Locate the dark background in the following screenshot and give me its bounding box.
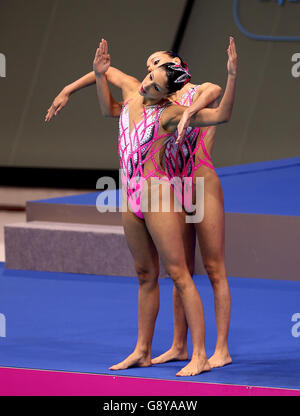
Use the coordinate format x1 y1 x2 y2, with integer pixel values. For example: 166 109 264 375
0 0 299 187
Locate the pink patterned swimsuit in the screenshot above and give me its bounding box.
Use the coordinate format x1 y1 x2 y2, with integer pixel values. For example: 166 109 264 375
118 86 214 219
164 85 214 179
163 85 215 210
118 99 171 219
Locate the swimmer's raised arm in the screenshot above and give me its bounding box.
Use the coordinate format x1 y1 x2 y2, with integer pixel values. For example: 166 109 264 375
45 38 139 121
93 39 122 117
93 38 141 117
162 37 237 132
95 39 140 101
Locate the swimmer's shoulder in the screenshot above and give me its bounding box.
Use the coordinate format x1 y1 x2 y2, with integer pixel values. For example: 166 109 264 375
187 81 222 102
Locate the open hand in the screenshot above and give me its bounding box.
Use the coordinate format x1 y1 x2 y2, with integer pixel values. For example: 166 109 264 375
227 36 237 76
93 38 111 77
45 91 70 122
176 109 191 144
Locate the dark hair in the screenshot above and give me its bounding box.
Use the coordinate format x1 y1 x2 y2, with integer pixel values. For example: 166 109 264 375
159 62 191 94
164 51 189 71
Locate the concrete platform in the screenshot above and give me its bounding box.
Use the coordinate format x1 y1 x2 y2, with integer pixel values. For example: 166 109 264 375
5 211 300 280
4 221 167 277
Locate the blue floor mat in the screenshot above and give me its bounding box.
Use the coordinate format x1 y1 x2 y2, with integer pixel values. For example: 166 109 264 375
0 263 299 390
28 157 300 216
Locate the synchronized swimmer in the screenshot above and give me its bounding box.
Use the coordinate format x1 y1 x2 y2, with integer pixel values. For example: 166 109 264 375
45 37 237 376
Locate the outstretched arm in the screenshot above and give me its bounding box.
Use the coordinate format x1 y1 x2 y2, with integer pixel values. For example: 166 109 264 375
45 72 96 122
45 38 140 121
163 37 237 132
44 68 129 121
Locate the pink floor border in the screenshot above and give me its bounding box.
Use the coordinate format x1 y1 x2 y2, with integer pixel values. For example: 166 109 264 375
0 367 299 396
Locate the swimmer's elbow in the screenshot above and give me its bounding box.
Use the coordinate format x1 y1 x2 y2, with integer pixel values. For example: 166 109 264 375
218 117 230 125
103 102 122 118
216 108 231 125
222 114 231 124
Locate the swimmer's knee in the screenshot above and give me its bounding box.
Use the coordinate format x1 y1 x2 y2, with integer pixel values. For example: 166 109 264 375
136 264 159 285
165 264 190 292
203 258 226 285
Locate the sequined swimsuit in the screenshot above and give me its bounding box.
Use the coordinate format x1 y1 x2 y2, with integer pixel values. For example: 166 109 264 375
118 100 170 219
118 86 214 219
163 85 215 209
164 85 214 179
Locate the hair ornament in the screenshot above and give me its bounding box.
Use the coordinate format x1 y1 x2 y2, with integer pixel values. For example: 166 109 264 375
169 63 191 85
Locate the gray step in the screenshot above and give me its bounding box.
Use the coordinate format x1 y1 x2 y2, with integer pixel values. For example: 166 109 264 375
4 213 300 281
26 200 122 226
4 221 167 277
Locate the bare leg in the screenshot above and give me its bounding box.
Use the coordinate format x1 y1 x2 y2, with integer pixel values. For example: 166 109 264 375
112 154 208 375
144 201 210 376
152 98 231 368
152 169 232 368
195 169 232 368
110 210 160 371
151 211 195 364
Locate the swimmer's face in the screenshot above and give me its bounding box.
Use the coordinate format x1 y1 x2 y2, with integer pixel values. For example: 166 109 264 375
146 51 181 73
139 67 169 100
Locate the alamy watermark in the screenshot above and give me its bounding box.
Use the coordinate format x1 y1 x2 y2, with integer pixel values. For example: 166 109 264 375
291 313 300 338
0 313 6 338
96 172 205 224
0 53 6 78
291 53 300 78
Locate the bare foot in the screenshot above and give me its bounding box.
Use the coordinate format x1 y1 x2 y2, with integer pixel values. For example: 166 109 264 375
208 351 232 368
151 347 188 365
176 357 211 377
109 351 151 371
